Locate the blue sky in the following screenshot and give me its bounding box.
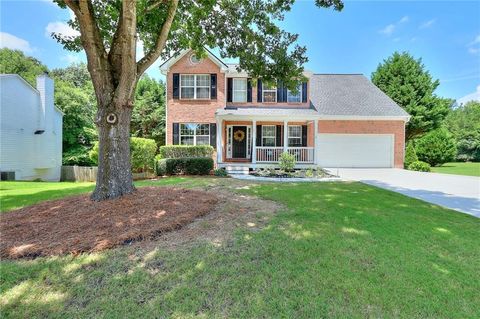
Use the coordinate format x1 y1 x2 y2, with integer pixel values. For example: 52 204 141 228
1 0 479 102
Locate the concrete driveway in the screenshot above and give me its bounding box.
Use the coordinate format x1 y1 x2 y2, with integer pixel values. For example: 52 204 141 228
327 168 480 218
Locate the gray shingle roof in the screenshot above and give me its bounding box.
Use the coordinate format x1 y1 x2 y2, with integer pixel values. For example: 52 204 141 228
310 74 409 117
216 107 318 117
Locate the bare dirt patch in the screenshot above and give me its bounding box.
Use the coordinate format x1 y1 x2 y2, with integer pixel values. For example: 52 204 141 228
0 187 217 259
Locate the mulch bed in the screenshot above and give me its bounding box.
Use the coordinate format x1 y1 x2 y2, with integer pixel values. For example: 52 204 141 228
0 187 217 259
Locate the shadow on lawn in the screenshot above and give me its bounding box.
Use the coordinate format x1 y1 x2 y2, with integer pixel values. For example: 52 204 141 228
0 185 95 212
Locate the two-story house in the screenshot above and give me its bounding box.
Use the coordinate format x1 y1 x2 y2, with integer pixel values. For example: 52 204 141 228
160 49 410 170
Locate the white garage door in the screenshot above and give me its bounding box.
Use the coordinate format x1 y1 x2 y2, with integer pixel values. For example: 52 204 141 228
317 134 394 168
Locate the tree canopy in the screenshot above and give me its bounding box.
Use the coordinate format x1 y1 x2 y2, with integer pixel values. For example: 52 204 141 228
444 101 480 162
371 52 451 140
0 49 48 86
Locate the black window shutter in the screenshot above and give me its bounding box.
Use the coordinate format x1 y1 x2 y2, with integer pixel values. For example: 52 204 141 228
302 125 308 147
247 78 252 102
173 123 180 145
227 78 233 102
277 81 284 103
210 74 217 100
209 123 216 148
257 79 262 102
302 81 308 103
256 125 262 146
276 125 283 147
172 73 180 99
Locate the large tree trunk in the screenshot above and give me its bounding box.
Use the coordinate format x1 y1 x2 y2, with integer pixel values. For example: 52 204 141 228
91 104 135 201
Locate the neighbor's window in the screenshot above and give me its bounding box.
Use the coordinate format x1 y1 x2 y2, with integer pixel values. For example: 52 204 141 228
262 125 276 146
180 123 210 145
233 78 247 103
262 82 277 103
287 84 302 103
180 74 210 99
288 125 302 146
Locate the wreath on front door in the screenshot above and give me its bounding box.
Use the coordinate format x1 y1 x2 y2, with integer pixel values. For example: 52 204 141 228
233 130 245 142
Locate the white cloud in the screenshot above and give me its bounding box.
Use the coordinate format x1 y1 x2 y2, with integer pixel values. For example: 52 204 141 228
61 54 81 64
457 85 480 105
45 21 79 38
379 16 409 37
0 32 33 52
467 34 480 55
379 24 395 36
419 19 436 29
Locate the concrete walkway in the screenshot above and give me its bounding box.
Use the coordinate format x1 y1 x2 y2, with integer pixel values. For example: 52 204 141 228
326 168 480 218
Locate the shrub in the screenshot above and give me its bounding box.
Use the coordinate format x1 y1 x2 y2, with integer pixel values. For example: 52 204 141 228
159 145 214 159
89 137 157 172
404 142 418 168
279 152 296 172
156 157 214 175
213 168 228 177
408 160 431 172
415 128 456 166
130 137 157 172
63 145 95 166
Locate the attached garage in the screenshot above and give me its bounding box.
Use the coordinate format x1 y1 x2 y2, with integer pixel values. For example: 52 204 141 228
317 134 394 168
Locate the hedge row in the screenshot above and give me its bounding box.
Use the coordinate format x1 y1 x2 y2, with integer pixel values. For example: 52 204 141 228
158 145 214 159
156 157 214 176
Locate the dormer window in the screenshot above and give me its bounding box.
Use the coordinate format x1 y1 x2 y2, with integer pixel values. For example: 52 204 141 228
180 74 210 99
262 83 277 103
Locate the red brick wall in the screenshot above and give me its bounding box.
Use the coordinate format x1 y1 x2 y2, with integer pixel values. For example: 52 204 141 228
166 53 225 144
318 120 406 168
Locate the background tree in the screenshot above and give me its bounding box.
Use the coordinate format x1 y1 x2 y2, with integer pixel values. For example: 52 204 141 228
131 75 165 147
444 101 480 162
371 52 451 140
52 0 344 200
0 49 48 86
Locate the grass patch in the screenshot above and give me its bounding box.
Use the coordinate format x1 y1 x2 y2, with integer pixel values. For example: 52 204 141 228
430 162 480 177
1 178 479 318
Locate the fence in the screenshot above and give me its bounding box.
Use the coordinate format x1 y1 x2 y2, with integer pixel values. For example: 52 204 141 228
61 166 97 182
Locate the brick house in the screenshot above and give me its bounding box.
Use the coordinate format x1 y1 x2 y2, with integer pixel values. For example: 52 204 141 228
160 49 410 169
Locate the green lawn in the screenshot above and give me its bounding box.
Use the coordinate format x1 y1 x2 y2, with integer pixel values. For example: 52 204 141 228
1 178 479 318
431 162 480 177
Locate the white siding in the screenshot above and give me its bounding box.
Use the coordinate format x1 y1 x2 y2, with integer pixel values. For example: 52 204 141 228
0 75 63 181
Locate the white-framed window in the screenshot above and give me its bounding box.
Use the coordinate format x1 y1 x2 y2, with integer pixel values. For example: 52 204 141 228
180 123 210 145
262 82 277 103
262 125 276 146
287 84 302 103
288 125 302 146
233 78 247 103
180 74 210 99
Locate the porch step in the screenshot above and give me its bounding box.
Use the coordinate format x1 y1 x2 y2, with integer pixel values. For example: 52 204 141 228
225 166 250 175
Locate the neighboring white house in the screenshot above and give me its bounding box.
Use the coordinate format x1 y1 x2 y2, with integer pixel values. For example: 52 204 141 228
0 74 63 181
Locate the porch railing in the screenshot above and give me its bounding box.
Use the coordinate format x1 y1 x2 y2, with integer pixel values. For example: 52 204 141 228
255 147 314 163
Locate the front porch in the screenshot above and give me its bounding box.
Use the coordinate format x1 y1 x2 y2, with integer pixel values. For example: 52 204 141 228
216 119 317 167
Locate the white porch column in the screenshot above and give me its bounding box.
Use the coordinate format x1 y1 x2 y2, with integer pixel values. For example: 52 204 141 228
252 120 257 164
216 118 222 165
283 120 288 153
313 119 319 165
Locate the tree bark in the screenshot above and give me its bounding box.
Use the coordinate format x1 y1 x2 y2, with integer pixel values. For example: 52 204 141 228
91 103 135 201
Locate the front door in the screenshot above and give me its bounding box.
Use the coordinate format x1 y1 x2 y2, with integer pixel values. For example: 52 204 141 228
232 126 247 158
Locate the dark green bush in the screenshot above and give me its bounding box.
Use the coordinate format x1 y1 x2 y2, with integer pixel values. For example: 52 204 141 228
213 168 228 177
415 128 456 166
408 160 431 172
156 157 213 175
62 145 95 166
89 137 157 172
404 142 418 168
159 145 214 159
